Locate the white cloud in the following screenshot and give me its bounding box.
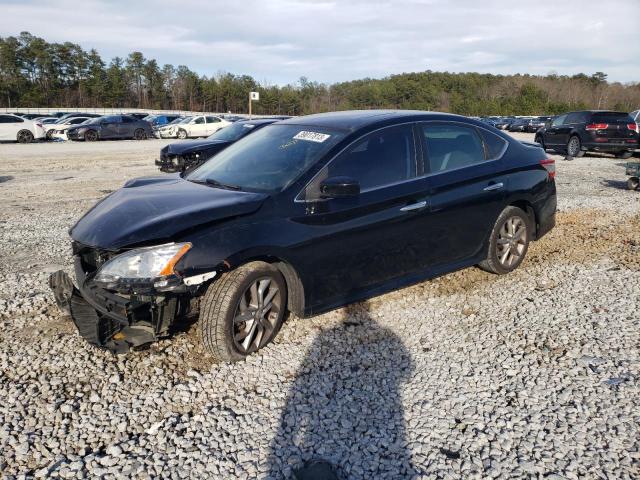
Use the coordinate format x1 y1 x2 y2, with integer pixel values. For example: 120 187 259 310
0 0 638 83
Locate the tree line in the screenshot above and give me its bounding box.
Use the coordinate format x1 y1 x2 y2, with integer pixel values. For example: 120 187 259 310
1 32 639 116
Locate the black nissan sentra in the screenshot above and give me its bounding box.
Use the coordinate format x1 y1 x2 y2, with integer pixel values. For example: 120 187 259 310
50 110 556 361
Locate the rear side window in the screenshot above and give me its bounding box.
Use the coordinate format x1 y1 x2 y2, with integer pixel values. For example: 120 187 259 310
121 116 135 123
478 128 508 160
565 112 583 124
422 123 486 173
69 118 86 125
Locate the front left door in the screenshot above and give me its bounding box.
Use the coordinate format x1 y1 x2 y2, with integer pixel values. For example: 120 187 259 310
100 116 121 138
292 123 432 310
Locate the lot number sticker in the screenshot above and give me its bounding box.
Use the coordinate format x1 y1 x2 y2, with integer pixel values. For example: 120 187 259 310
294 131 331 143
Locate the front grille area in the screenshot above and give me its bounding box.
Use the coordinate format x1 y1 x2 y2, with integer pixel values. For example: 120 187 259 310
72 242 117 276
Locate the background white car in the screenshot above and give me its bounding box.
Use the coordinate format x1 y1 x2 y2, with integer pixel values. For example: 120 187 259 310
45 117 92 140
155 116 190 139
0 114 46 143
175 115 229 139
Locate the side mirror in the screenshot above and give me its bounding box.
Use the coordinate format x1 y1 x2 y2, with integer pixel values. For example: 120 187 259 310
320 176 360 198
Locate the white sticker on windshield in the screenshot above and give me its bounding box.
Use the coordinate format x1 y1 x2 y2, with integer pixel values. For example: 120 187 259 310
242 124 256 129
294 131 331 143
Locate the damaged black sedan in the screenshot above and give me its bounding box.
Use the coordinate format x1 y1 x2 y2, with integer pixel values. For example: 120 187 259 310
156 118 279 173
50 110 556 361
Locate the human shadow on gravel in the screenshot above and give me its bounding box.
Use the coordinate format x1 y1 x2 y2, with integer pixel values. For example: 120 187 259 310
266 301 417 479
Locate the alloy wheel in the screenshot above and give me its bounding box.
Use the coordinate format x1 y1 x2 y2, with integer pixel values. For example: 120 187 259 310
17 130 33 143
568 137 580 156
232 276 281 354
496 216 527 268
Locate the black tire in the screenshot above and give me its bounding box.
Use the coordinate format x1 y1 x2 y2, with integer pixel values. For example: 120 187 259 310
628 177 639 191
46 129 54 140
616 151 633 159
566 135 585 157
16 130 34 144
199 261 287 362
535 135 545 150
479 206 531 275
84 129 98 142
177 129 188 139
133 128 147 140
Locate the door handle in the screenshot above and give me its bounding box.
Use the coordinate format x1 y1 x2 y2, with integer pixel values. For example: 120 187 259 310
400 200 427 212
483 182 504 192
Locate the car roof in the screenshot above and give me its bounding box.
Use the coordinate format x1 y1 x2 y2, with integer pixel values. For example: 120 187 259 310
237 118 279 126
278 109 466 131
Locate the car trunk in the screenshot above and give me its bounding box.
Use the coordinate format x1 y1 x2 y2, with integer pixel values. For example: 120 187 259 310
586 113 638 144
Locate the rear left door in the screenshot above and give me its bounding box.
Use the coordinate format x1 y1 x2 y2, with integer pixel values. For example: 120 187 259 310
419 121 509 268
205 116 222 135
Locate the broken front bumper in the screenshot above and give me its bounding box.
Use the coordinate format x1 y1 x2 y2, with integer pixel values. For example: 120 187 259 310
49 267 186 354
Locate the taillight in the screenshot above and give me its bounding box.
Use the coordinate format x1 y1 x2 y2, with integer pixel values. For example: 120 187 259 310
540 158 555 179
585 123 608 130
627 123 638 132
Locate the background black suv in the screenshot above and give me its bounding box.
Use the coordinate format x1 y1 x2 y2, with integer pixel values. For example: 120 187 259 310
535 111 638 158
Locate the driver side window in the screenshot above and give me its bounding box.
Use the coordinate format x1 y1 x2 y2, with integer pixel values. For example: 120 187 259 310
551 115 566 127
305 124 416 199
194 117 205 124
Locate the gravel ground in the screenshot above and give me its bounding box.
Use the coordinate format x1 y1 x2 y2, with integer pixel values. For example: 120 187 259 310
0 134 638 479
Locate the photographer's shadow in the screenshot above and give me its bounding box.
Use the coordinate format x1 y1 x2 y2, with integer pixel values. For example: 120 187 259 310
266 301 417 479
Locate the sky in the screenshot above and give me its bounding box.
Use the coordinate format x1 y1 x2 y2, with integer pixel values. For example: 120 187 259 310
1 0 638 85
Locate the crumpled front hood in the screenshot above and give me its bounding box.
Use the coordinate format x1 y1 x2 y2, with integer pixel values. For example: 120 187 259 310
165 139 231 156
70 176 268 250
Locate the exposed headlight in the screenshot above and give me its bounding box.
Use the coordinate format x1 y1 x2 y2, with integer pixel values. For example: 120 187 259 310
94 243 191 289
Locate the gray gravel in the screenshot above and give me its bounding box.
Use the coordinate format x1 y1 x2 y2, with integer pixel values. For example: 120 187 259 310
0 134 639 479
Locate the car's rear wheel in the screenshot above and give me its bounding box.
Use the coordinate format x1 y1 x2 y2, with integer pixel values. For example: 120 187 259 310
616 151 633 159
628 177 639 191
199 261 287 362
177 129 188 139
566 135 584 157
17 130 34 144
84 129 98 142
479 206 531 275
133 128 147 140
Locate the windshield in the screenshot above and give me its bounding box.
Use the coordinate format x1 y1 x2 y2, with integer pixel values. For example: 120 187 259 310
86 117 104 125
167 117 184 125
143 114 158 122
186 124 345 193
206 122 261 142
178 116 192 124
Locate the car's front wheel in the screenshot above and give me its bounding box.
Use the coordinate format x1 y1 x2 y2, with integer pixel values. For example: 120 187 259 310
199 261 287 362
479 206 531 275
84 130 98 142
177 129 188 139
